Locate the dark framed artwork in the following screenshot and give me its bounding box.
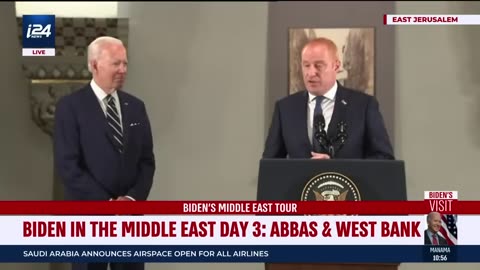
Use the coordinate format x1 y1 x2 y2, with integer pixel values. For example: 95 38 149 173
289 28 375 96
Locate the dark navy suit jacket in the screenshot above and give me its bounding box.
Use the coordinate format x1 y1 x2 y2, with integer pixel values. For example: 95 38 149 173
424 230 448 245
263 84 394 159
54 84 155 201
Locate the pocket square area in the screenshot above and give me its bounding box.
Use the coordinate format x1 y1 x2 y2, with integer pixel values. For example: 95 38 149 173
129 122 141 127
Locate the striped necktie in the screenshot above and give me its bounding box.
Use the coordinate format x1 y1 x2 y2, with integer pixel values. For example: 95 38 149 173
106 94 124 153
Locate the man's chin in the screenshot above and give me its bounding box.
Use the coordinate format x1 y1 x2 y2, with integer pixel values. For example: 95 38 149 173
114 83 124 90
306 88 326 95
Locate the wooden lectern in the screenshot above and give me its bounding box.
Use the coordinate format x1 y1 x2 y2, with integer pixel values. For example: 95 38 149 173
257 159 407 270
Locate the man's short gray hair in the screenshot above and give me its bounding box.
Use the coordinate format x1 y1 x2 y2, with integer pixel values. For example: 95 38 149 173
427 211 440 223
87 36 124 72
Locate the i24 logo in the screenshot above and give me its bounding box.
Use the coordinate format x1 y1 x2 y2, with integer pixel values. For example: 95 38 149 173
26 24 52 38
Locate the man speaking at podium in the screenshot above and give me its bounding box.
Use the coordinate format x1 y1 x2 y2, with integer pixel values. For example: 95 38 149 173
263 38 393 160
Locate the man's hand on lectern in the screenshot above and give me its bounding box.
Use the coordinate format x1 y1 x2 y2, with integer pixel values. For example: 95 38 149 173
310 152 330 160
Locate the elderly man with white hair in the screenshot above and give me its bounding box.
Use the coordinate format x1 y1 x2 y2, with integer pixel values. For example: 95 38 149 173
54 36 156 270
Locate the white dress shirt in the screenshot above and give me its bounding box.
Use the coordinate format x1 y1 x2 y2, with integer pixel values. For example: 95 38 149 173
307 81 337 144
90 80 134 201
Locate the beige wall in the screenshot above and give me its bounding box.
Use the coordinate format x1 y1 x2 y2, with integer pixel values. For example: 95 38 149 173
395 1 480 200
118 2 268 201
15 2 118 17
118 3 268 270
395 1 480 270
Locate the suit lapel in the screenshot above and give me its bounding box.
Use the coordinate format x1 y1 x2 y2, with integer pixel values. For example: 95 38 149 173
295 91 312 149
327 86 349 139
118 91 130 148
82 86 116 148
424 231 431 244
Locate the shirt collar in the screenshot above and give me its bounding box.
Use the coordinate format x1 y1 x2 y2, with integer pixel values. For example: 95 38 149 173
90 79 118 102
308 81 338 103
426 229 437 238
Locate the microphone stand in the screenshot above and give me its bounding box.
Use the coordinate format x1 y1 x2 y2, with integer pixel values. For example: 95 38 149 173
314 117 348 158
331 121 348 156
313 114 331 156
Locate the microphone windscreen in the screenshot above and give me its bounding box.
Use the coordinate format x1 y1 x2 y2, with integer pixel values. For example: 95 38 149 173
314 114 325 129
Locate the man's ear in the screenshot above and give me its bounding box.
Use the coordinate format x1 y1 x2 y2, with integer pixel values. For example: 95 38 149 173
89 60 98 73
334 59 341 72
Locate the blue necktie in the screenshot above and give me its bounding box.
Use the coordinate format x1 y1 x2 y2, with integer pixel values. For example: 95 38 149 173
314 96 324 116
312 96 325 151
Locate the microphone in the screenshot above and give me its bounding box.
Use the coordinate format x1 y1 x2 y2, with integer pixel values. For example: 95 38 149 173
313 114 330 154
313 116 348 158
332 121 348 155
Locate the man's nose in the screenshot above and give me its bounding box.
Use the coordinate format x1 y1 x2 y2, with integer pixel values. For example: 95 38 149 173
305 66 318 77
119 64 127 73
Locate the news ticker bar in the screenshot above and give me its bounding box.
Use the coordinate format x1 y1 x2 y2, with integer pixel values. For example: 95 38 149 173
1 245 476 263
384 14 480 25
0 201 468 215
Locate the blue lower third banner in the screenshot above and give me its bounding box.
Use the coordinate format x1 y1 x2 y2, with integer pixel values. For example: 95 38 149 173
3 245 479 263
